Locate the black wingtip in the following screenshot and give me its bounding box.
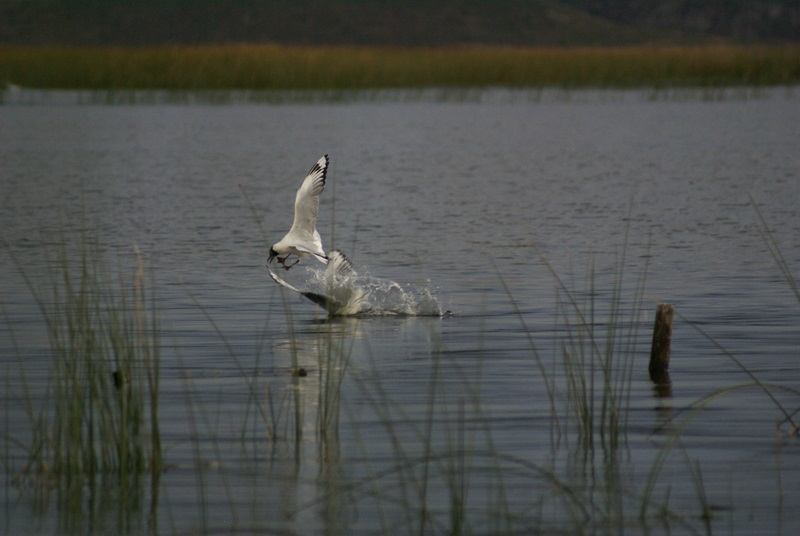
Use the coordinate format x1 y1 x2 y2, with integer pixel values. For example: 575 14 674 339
308 154 330 183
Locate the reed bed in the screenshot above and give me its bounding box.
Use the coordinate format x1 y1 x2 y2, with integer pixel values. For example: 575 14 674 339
5 208 799 534
2 44 799 90
4 236 161 532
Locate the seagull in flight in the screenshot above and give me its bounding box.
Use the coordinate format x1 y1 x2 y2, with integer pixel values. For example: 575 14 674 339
268 155 330 270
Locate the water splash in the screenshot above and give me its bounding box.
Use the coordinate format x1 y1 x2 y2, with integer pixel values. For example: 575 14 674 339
269 250 444 317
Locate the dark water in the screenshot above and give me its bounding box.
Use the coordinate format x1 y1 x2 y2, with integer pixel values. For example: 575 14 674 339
2 88 799 535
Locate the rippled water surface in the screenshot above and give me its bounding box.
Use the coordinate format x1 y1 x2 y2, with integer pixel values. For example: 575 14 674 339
2 89 799 535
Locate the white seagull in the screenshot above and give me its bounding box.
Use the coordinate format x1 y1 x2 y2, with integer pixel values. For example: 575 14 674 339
268 155 330 270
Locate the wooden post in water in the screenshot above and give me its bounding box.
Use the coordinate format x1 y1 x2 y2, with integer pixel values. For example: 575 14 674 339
649 303 674 393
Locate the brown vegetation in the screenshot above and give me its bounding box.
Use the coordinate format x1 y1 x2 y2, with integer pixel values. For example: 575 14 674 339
2 44 799 90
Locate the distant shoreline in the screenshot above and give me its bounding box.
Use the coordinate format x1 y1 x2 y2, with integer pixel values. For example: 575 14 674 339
3 44 799 91
3 86 795 108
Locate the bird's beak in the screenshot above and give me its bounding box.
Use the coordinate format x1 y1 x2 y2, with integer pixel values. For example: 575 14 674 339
268 248 277 263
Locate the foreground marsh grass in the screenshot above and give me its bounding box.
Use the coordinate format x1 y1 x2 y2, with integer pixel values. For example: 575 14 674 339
4 213 799 534
2 44 800 90
4 237 161 532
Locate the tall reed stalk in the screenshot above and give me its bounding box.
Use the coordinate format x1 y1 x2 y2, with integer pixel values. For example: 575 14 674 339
6 235 161 532
552 248 649 455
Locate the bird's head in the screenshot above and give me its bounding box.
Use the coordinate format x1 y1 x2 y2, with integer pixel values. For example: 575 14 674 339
268 247 278 264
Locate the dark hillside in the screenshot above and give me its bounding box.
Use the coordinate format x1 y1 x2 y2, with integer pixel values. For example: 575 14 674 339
1 0 797 46
564 0 800 43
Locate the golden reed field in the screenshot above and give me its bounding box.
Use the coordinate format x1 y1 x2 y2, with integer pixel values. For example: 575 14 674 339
2 44 799 90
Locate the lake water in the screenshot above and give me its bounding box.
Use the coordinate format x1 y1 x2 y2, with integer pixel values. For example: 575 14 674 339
2 88 799 535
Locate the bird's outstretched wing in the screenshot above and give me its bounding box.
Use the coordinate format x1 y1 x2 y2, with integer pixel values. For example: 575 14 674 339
327 249 353 276
267 268 332 309
290 155 328 238
267 269 302 293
